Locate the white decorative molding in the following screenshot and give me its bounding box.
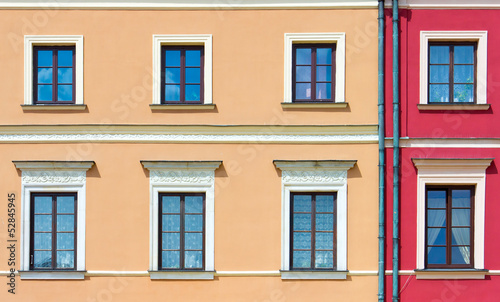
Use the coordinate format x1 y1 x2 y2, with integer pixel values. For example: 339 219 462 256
412 158 492 270
150 271 214 280
274 160 356 277
22 170 86 184
420 31 488 105
281 271 347 280
389 0 500 9
284 33 346 103
149 170 214 184
24 35 84 105
386 138 500 149
152 34 212 105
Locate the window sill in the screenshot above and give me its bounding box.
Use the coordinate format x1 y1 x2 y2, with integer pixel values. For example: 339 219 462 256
414 269 488 280
150 104 216 111
280 270 348 280
18 270 86 280
281 102 348 109
417 104 490 111
21 104 87 111
149 270 215 280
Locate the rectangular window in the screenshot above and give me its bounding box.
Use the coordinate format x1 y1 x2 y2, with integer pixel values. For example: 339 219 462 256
159 193 205 270
428 42 476 104
292 44 335 102
426 186 474 269
33 46 76 104
161 46 204 104
290 192 336 270
30 193 77 270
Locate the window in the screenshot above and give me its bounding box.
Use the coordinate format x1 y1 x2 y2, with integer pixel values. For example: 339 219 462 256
428 43 476 103
159 193 205 270
162 46 204 103
34 46 75 104
24 35 84 107
30 193 77 270
425 186 474 268
284 33 346 105
292 44 335 102
290 193 336 270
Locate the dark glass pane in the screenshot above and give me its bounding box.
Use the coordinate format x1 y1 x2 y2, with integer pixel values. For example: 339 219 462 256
316 195 334 212
429 65 449 83
316 48 332 65
33 251 52 268
162 251 180 269
452 209 470 226
34 233 52 250
296 66 311 82
430 46 450 64
293 214 311 231
296 48 311 65
185 85 200 101
57 196 75 213
316 83 331 99
57 50 73 66
454 46 474 64
34 215 52 232
56 233 74 250
427 190 446 208
165 68 180 84
37 68 52 84
37 85 53 101
316 66 332 82
185 214 203 232
427 227 446 245
57 85 73 101
452 190 471 208
292 232 311 249
186 67 200 84
163 232 180 250
185 196 203 213
185 233 203 250
186 50 201 67
454 65 474 84
37 50 53 67
315 251 334 268
162 196 180 213
165 85 180 101
427 246 446 264
162 214 180 232
315 232 334 249
34 196 52 214
316 214 334 231
292 251 311 268
165 50 181 66
293 195 311 212
429 84 449 103
451 246 470 265
295 83 311 99
427 210 446 227
57 215 74 232
56 251 74 268
452 228 470 245
453 84 474 103
185 251 203 268
58 68 73 84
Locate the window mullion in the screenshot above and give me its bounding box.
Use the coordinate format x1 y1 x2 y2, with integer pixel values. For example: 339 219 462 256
311 195 316 270
311 48 317 101
449 46 454 103
53 50 58 103
52 195 57 270
446 189 452 266
180 49 186 103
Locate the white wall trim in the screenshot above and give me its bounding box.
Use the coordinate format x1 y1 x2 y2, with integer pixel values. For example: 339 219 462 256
284 33 346 103
386 138 500 149
413 158 492 270
420 31 488 105
19 271 86 280
24 35 84 105
389 0 500 9
13 161 94 273
281 271 347 280
152 34 212 105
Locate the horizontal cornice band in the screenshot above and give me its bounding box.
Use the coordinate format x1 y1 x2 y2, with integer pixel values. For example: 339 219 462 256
385 138 500 148
0 124 378 144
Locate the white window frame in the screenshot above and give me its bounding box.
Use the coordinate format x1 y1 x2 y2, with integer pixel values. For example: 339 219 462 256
24 35 84 105
274 160 355 280
141 161 221 280
284 33 346 104
152 34 213 105
13 161 94 280
413 158 492 279
420 31 488 105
